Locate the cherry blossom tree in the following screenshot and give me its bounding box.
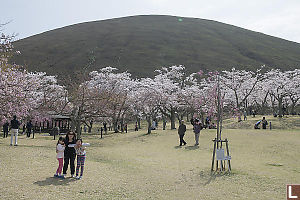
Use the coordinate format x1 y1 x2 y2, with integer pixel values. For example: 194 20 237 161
286 69 300 115
154 65 191 129
220 67 264 114
86 67 135 133
0 29 68 126
264 69 292 117
132 78 160 134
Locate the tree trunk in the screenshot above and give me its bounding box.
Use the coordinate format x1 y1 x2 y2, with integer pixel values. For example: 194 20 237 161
162 116 166 130
261 93 269 115
120 117 124 132
75 119 81 139
88 120 93 133
278 97 283 117
146 116 152 134
170 108 176 129
137 118 141 129
112 117 119 133
201 112 205 125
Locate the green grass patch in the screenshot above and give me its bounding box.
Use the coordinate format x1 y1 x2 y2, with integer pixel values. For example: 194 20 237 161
1 117 300 199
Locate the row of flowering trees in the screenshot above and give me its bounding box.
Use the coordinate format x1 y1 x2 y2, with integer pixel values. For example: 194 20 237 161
1 29 300 135
76 65 300 134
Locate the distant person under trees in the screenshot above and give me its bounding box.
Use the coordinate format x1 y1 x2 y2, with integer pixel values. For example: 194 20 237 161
243 110 247 120
22 124 26 134
26 120 33 138
209 123 216 129
103 122 107 134
205 116 210 128
252 109 256 117
3 121 9 138
262 117 268 129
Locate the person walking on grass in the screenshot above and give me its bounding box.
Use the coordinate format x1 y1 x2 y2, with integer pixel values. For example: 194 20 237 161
193 119 203 146
63 131 77 178
178 120 187 146
3 121 9 138
74 139 87 180
124 123 128 133
54 137 65 178
26 120 33 138
10 115 20 146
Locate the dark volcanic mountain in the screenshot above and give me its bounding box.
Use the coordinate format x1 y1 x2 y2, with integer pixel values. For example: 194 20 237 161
13 15 300 78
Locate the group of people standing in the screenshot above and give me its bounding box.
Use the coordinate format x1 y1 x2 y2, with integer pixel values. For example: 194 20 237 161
178 118 203 146
2 116 34 146
55 131 88 180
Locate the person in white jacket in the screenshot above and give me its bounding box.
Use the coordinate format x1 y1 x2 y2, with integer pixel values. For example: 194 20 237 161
54 137 65 178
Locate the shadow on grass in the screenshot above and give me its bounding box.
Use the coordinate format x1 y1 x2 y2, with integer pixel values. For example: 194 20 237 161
185 145 199 150
135 132 159 138
174 145 183 149
34 177 77 186
199 170 232 186
16 144 53 149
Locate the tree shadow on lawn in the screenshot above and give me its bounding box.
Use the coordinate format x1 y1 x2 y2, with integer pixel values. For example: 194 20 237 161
200 171 232 186
34 177 77 186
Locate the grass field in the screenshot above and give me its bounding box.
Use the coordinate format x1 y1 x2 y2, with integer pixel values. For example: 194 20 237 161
1 118 300 199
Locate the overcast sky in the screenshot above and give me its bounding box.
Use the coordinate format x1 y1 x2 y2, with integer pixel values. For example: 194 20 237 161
2 0 300 43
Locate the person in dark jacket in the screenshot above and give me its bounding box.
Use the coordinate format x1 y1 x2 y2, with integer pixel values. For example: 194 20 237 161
63 131 77 177
193 119 203 146
26 120 33 138
262 117 268 129
178 120 187 146
3 121 9 138
103 122 107 134
10 115 20 146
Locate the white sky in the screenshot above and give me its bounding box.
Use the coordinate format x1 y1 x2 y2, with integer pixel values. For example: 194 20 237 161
2 0 300 43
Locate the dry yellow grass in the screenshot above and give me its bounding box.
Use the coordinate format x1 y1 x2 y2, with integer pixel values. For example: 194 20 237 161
1 123 300 200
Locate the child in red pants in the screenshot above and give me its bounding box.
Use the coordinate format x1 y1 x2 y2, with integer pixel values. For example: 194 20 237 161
54 137 65 178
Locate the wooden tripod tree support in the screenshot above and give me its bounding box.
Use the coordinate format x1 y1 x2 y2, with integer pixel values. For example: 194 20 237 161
211 138 231 172
210 75 232 173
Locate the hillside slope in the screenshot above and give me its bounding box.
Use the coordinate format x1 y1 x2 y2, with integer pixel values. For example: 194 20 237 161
13 15 300 78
